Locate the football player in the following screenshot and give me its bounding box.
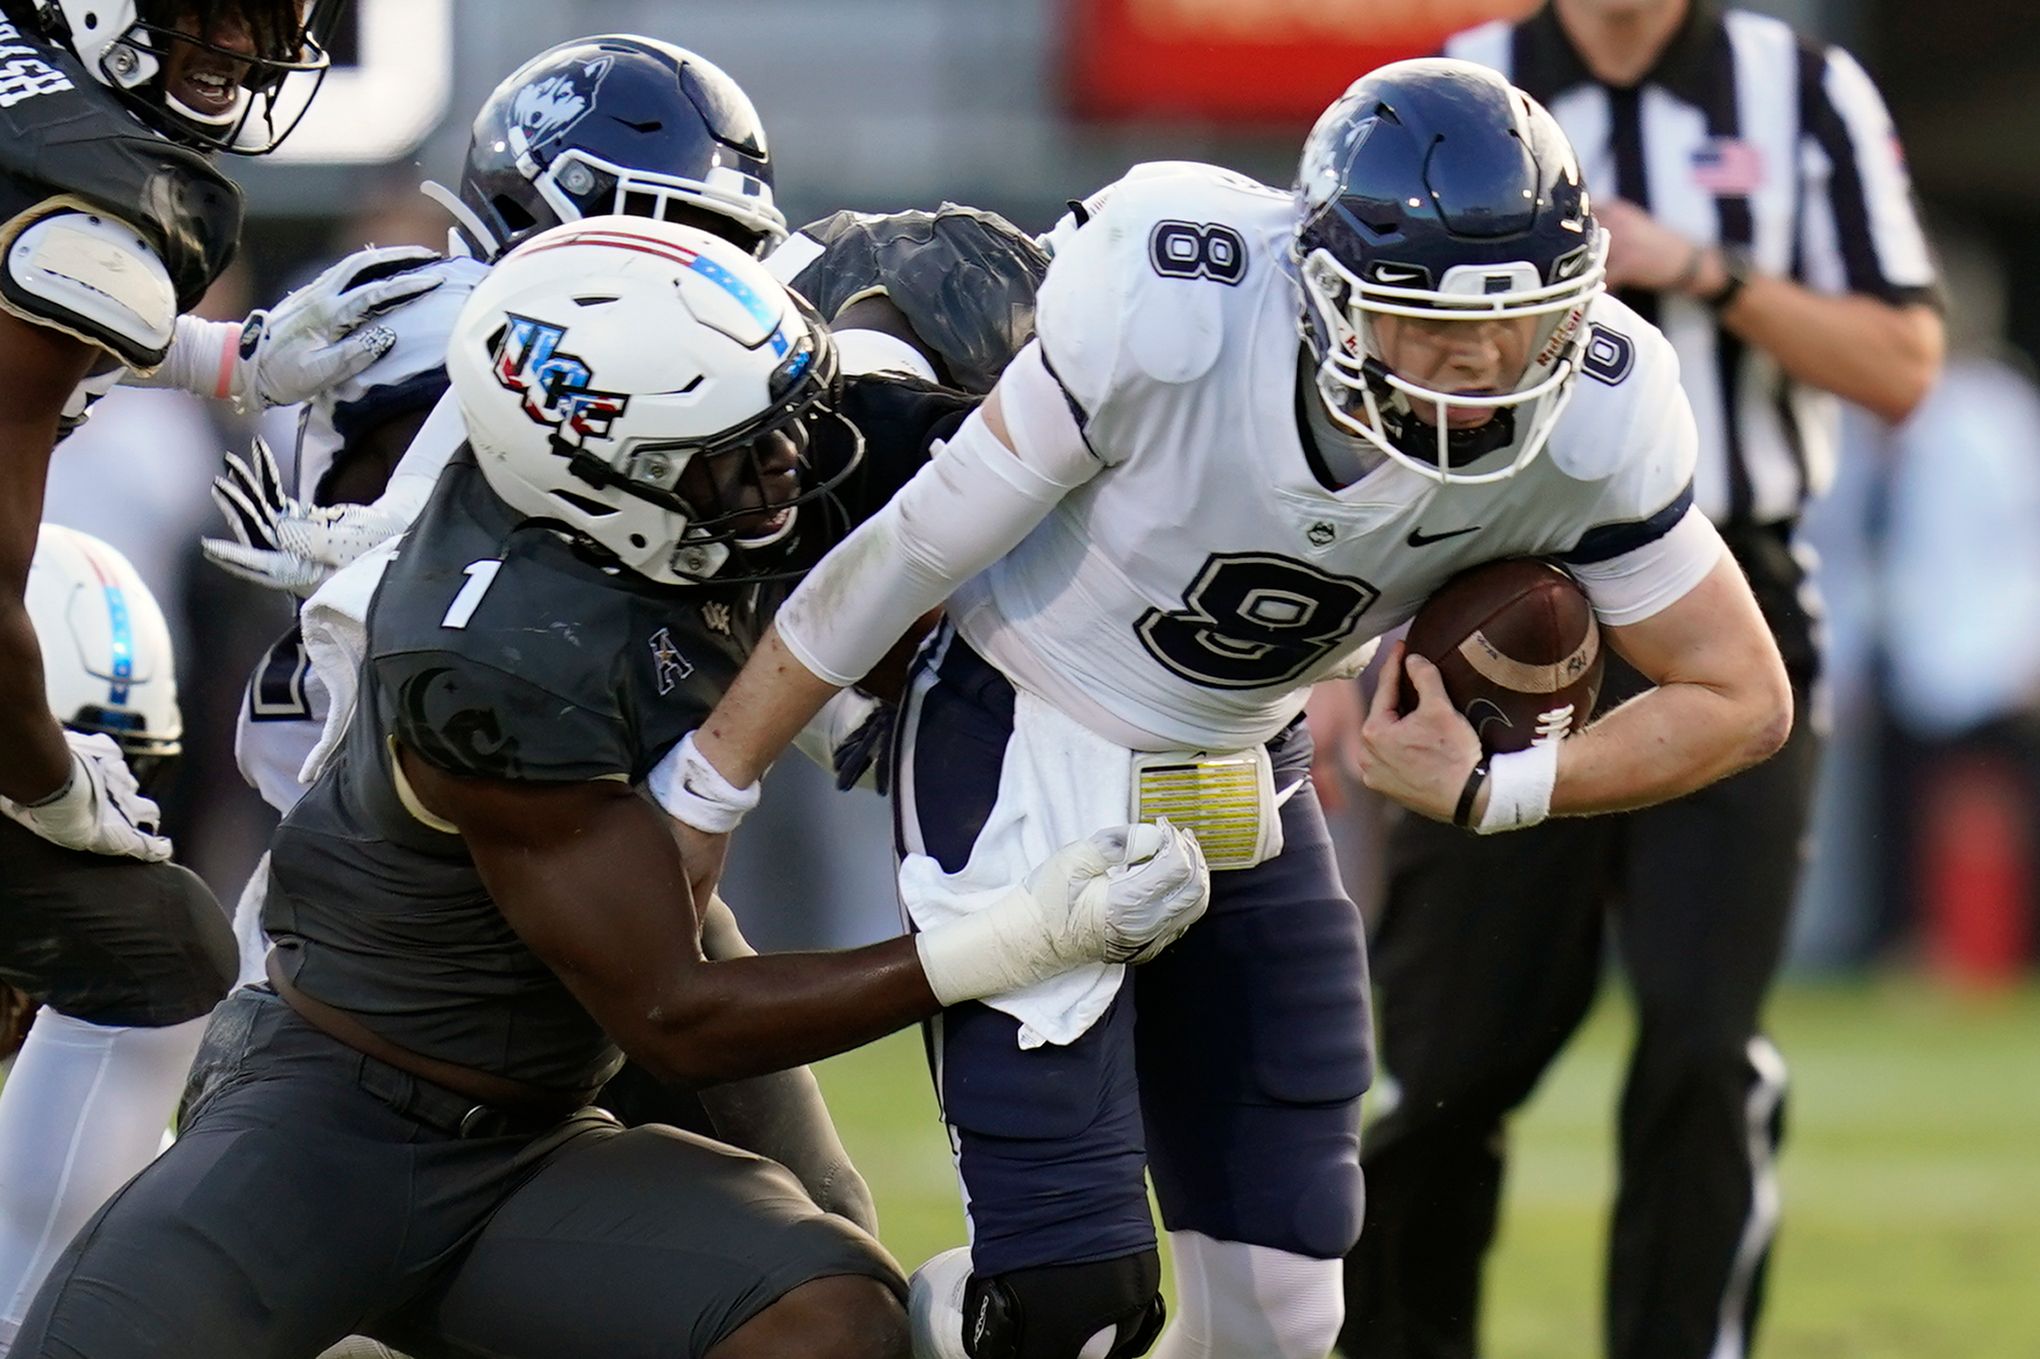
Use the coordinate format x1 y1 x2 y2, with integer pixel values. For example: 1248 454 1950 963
0 526 235 1357
12 218 1210 1358
0 0 346 847
0 5 343 1351
671 60 1793 1359
199 32 1048 1230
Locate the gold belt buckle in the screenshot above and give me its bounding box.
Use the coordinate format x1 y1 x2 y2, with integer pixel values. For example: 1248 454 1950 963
1131 749 1275 872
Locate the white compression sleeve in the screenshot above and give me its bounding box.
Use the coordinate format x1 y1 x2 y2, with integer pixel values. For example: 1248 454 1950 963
0 1011 208 1347
127 315 241 400
1152 1231 1345 1359
775 347 1102 687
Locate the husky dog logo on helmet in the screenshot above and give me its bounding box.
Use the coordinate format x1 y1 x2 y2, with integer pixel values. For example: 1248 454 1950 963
491 315 630 444
509 57 612 149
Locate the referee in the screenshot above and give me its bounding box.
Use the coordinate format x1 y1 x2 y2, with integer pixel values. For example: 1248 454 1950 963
1340 4 1943 1359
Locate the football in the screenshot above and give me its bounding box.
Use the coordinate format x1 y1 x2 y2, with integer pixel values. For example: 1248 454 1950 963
1400 558 1604 754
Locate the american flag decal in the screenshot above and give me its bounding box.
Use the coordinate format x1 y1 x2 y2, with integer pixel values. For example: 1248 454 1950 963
1690 138 1765 196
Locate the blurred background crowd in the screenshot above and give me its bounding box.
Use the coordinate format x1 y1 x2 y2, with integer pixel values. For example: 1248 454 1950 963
68 0 2040 986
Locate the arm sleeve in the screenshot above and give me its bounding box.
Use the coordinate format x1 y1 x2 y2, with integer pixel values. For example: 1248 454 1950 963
773 341 1101 687
378 650 634 784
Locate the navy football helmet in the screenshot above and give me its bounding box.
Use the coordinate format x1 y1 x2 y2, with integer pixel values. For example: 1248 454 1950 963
1294 58 1606 483
29 0 344 153
429 35 786 262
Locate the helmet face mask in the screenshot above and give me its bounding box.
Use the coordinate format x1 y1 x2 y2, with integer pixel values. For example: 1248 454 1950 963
449 218 856 587
1293 58 1607 485
35 0 344 154
442 35 787 262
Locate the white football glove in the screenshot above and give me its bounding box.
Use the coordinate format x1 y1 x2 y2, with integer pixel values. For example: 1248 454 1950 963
234 244 444 409
0 732 172 862
202 436 408 596
914 819 1211 1006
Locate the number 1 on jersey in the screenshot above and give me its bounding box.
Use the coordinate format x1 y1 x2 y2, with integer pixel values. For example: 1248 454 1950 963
441 559 504 630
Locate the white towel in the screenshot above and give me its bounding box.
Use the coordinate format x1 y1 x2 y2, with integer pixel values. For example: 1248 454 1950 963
295 538 399 787
897 689 1138 1049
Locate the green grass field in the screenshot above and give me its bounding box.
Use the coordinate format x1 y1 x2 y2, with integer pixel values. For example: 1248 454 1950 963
814 979 2040 1359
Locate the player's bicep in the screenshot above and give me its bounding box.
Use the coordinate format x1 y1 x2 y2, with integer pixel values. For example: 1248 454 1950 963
1601 551 1782 696
395 745 705 1028
990 339 1111 482
0 309 99 586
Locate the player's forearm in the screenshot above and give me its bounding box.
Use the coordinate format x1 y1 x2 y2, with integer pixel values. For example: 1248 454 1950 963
695 625 846 788
623 938 939 1086
1546 671 1791 816
0 597 71 801
1718 275 1943 423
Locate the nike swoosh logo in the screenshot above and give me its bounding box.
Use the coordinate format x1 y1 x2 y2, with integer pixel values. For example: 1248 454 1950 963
1406 524 1482 547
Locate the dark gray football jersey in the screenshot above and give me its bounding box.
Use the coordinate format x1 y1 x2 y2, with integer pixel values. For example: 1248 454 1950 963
264 451 772 1091
265 376 978 1091
0 21 241 315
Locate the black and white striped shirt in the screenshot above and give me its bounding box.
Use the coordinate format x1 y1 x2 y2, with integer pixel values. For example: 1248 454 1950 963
1448 3 1937 528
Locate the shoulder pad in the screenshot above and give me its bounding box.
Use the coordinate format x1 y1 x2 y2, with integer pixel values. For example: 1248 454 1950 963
1037 166 1288 406
772 206 1048 394
2 211 175 368
0 26 241 308
1548 296 1696 511
1043 160 1276 255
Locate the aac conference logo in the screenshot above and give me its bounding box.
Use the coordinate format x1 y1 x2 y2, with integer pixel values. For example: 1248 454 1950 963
269 0 454 165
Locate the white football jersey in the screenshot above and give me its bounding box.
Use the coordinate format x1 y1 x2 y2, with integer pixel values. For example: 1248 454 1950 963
292 253 489 503
237 251 485 813
951 164 1711 752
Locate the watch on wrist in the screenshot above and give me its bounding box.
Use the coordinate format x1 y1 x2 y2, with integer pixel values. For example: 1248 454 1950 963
1703 247 1753 312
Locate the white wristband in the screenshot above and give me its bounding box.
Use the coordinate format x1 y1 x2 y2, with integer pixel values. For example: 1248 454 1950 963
1475 740 1559 834
647 731 762 834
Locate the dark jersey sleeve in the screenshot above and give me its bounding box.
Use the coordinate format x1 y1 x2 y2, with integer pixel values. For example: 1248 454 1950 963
0 25 242 311
360 458 649 785
785 206 1047 394
376 651 635 785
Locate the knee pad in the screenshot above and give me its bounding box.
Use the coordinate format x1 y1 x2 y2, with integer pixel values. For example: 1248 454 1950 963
965 1250 1165 1359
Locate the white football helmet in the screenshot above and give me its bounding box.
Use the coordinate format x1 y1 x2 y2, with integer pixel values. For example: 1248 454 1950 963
446 215 851 585
25 524 181 781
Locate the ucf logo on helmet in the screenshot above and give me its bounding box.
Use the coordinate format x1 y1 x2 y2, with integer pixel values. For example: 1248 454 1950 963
492 315 630 444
